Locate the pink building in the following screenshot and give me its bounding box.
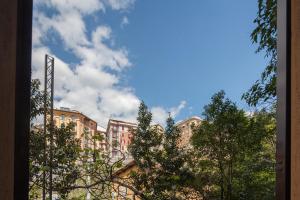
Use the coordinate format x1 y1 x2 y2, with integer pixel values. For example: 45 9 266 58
106 119 137 161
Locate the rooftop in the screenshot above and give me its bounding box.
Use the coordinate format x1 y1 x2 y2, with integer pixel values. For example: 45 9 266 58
53 107 97 124
108 119 137 126
175 116 201 126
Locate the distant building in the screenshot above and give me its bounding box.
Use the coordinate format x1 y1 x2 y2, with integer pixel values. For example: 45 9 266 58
106 119 137 161
176 116 201 147
52 107 200 160
53 107 98 149
96 126 108 152
112 160 202 200
112 160 138 199
110 116 203 200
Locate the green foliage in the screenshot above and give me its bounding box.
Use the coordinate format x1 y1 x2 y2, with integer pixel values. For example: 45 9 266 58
51 124 82 197
29 80 83 198
29 79 130 199
242 0 277 107
129 101 163 199
30 79 45 121
240 1 277 197
129 102 195 200
29 129 45 199
192 91 249 199
191 91 275 200
156 116 195 199
29 123 82 199
234 110 276 200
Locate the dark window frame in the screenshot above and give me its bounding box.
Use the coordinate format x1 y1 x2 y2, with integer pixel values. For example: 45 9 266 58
276 0 291 199
4 0 292 198
14 0 33 199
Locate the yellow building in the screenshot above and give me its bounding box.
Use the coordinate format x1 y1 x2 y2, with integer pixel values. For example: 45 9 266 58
113 159 202 200
112 161 139 200
53 107 98 149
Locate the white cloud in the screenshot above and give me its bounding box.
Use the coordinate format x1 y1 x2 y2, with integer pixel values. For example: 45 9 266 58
52 11 90 48
121 16 129 28
49 0 105 14
151 101 187 126
32 0 186 128
105 0 135 10
170 101 186 117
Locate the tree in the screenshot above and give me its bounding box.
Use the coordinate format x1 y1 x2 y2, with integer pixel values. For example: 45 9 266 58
241 2 277 198
29 79 144 199
242 0 277 107
129 102 196 200
29 80 83 199
155 115 195 200
191 91 275 200
129 101 163 199
234 110 275 200
192 91 250 200
29 126 82 199
29 79 47 199
30 79 45 121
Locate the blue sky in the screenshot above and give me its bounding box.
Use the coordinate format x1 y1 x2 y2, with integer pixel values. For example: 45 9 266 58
32 0 267 126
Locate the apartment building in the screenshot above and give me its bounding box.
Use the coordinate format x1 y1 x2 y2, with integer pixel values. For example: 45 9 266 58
96 126 108 152
111 116 202 200
106 119 137 161
176 116 201 147
53 107 98 149
112 160 138 200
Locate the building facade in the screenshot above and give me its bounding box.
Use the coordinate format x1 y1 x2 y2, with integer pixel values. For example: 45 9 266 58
96 126 108 152
112 161 138 200
53 107 98 149
106 119 137 161
110 116 202 200
176 116 201 147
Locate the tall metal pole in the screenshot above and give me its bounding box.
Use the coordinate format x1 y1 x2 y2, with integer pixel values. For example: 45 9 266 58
42 55 47 200
43 54 55 200
49 57 54 200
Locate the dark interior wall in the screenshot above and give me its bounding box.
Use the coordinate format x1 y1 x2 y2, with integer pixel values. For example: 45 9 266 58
291 0 300 198
275 0 300 199
276 0 290 199
0 0 18 199
0 0 299 199
0 0 32 199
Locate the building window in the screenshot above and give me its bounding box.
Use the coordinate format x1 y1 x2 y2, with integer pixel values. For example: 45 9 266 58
60 114 65 121
71 115 76 121
112 151 118 157
122 125 124 130
112 140 118 148
72 124 77 132
84 138 89 148
113 132 118 138
119 186 127 199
